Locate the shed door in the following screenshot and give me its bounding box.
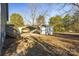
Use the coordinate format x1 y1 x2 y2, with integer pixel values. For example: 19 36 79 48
49 27 53 35
41 27 46 34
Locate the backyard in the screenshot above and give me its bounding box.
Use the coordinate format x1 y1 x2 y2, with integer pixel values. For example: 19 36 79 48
2 32 79 56
0 3 79 56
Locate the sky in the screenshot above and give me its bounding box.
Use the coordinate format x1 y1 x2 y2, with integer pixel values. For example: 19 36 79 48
8 3 73 25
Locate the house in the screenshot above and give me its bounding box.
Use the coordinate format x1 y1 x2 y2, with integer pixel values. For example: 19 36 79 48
40 25 54 35
0 3 8 55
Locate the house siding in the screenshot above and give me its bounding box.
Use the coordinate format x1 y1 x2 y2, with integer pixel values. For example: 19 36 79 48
40 26 53 35
0 3 8 55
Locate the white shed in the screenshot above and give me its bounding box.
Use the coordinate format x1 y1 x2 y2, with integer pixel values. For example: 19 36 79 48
41 26 46 34
40 25 53 35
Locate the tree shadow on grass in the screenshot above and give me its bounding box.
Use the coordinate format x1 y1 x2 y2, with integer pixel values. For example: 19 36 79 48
1 25 21 56
54 33 79 40
1 33 19 56
25 36 74 56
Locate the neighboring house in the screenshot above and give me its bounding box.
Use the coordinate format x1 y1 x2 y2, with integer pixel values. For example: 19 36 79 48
40 25 54 35
0 3 8 55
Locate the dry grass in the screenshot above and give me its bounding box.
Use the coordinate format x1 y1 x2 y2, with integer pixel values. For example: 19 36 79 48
3 33 79 56
39 35 79 56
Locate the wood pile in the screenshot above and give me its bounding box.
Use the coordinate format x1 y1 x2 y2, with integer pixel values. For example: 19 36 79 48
22 28 30 33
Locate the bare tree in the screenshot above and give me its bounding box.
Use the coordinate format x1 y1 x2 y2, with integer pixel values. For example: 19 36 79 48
72 3 79 8
28 3 79 26
30 4 37 26
60 3 79 15
28 4 51 26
